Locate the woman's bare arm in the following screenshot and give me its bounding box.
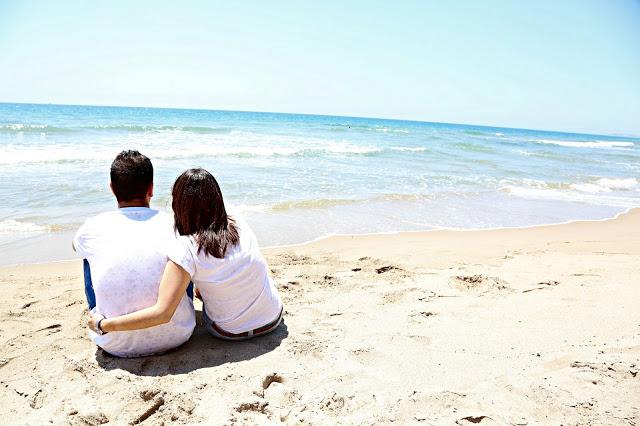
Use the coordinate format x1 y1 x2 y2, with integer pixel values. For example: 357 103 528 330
88 260 191 332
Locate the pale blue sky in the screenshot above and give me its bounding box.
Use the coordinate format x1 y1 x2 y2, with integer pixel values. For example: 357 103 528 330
1 1 639 135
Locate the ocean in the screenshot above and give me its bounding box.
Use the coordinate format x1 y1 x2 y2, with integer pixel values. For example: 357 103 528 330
1 102 638 265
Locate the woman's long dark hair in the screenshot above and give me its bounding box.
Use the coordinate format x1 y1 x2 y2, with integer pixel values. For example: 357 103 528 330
172 168 239 258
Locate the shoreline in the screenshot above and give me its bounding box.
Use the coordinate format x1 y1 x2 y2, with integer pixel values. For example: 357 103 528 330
262 205 640 251
2 206 637 268
1 204 639 423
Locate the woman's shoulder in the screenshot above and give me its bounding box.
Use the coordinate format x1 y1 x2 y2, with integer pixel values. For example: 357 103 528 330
173 233 198 254
227 211 252 234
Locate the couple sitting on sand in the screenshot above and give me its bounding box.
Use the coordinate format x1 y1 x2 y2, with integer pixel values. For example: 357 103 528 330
75 150 283 358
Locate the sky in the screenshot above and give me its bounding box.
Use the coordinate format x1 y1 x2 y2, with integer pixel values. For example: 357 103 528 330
0 1 639 136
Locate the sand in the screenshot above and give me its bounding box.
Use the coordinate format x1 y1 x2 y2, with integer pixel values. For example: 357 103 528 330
1 209 639 425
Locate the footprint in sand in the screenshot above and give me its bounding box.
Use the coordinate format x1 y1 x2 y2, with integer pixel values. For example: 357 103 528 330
456 415 497 424
235 399 270 414
262 375 300 406
376 265 398 274
571 360 638 381
451 274 511 294
254 374 303 423
375 264 414 280
315 274 339 287
262 373 284 390
139 388 161 402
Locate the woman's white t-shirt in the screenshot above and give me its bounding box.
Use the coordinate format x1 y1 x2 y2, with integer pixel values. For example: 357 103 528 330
168 217 282 334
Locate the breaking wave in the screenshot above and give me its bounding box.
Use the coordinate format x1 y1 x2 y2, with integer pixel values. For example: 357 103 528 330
533 139 635 149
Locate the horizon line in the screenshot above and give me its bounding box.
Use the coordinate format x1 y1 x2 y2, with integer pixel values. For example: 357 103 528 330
1 100 638 139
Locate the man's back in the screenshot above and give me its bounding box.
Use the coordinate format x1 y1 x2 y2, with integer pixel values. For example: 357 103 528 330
74 207 195 357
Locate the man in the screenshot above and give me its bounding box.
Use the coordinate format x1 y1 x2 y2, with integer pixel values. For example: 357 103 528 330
74 150 195 357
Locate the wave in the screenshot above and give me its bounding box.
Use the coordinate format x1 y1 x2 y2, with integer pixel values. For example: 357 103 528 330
163 144 383 158
375 127 409 134
237 193 437 213
268 198 360 211
570 178 638 193
0 147 118 165
0 143 392 165
514 149 569 159
462 130 489 137
0 123 235 135
373 193 434 202
390 147 428 152
0 147 382 165
502 177 639 207
0 219 50 234
85 124 235 134
451 141 496 153
534 139 635 149
0 124 75 134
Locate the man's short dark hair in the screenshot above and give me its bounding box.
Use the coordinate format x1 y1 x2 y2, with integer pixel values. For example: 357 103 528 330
110 150 153 202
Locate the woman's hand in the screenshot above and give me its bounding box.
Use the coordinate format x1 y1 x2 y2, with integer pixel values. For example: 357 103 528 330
88 313 102 333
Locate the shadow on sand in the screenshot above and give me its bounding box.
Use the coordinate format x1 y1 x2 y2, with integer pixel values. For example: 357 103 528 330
95 311 289 376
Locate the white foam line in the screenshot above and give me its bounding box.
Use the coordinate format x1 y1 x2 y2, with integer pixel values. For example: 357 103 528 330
3 207 638 263
0 258 79 268
263 206 639 250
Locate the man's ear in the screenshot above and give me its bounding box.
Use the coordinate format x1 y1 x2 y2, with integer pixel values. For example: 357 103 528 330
109 181 115 196
147 182 154 199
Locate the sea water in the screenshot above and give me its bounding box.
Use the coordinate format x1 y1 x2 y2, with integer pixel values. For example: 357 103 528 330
1 103 638 264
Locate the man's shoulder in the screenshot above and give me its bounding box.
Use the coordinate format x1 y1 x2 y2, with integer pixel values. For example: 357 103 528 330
148 210 174 228
79 209 173 233
91 208 170 221
76 211 117 232
90 210 120 221
151 210 172 221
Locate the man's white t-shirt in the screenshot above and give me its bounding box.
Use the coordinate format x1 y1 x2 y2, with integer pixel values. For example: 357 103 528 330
74 207 195 358
168 216 282 334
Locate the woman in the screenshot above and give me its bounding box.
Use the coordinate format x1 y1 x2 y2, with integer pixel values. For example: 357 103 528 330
89 168 283 340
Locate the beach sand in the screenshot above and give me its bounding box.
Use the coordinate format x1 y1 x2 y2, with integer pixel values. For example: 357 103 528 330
1 210 639 425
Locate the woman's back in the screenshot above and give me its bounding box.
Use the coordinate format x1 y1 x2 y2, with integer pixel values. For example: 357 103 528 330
169 216 282 334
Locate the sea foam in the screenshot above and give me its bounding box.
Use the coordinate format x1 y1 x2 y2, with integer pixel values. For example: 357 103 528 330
0 219 49 234
570 178 638 193
534 139 635 148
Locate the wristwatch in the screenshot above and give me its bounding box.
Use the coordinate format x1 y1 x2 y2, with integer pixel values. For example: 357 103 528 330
95 315 108 335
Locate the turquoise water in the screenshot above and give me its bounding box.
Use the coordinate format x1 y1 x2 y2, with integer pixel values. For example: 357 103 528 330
1 103 639 264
